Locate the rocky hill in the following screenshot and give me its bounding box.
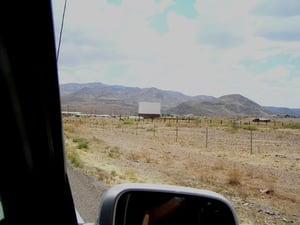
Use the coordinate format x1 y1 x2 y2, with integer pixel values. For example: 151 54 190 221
168 94 270 117
60 82 272 117
263 106 300 117
60 83 189 108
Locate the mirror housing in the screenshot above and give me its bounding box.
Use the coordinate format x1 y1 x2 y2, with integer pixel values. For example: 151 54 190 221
96 183 239 225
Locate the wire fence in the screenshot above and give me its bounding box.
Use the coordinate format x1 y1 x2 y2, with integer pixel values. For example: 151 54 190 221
63 116 300 156
125 124 291 154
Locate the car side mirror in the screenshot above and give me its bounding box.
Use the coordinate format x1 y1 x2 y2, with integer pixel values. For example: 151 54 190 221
96 183 239 225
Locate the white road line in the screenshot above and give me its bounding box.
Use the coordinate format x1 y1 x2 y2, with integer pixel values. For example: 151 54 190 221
76 208 85 225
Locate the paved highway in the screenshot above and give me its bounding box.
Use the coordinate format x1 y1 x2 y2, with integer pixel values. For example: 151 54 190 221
67 163 109 224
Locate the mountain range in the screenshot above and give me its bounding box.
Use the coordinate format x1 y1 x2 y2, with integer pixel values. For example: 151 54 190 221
59 82 300 117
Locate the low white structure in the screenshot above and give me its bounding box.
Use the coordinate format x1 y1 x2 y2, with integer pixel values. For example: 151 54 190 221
138 102 161 119
61 111 82 117
129 115 144 120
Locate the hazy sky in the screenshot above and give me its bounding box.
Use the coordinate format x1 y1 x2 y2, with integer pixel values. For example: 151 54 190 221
52 0 300 108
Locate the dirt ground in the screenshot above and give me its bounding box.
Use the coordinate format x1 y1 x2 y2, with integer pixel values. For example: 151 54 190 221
63 116 300 225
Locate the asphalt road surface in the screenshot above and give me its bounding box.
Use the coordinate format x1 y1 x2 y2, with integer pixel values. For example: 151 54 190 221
67 163 109 224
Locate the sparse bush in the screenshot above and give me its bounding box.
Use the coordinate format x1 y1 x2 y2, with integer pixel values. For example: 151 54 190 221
208 120 222 127
127 152 141 162
194 118 201 126
115 123 122 128
283 122 300 129
213 159 226 170
228 167 242 185
108 147 121 158
166 122 173 127
66 151 82 168
78 142 88 149
92 136 104 144
276 134 284 139
145 156 152 163
242 125 257 131
146 127 155 132
99 119 107 128
73 137 89 149
63 124 76 133
94 168 111 181
111 170 117 177
124 169 140 182
266 177 277 195
123 119 134 125
226 121 240 132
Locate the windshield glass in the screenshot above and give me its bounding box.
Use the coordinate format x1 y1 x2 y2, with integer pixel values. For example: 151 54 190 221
51 1 300 224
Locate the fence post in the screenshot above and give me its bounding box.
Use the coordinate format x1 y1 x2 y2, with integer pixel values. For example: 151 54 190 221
250 130 253 155
176 126 178 142
206 127 208 148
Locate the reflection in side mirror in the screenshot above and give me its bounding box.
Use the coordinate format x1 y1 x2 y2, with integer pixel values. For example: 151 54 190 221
97 183 239 225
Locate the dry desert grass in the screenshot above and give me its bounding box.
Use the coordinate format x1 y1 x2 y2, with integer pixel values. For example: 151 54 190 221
63 116 300 225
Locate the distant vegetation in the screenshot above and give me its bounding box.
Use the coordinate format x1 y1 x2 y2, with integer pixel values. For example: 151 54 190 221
283 122 300 129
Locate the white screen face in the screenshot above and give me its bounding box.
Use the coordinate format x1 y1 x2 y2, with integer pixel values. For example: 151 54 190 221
138 102 161 115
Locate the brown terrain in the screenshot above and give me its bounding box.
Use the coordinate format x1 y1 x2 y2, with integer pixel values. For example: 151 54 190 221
63 116 300 225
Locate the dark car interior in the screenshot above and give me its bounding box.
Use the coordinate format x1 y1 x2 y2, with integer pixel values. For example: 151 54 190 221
0 1 78 224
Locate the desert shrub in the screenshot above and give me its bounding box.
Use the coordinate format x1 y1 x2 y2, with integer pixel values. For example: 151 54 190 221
166 122 173 127
73 137 89 149
123 119 134 125
99 119 107 127
194 118 201 126
227 167 242 185
226 121 240 132
93 168 111 182
66 151 82 168
242 125 258 131
213 159 226 170
63 123 76 133
208 119 223 127
146 127 155 132
283 122 300 129
111 170 117 177
124 169 140 182
127 152 142 162
108 147 121 159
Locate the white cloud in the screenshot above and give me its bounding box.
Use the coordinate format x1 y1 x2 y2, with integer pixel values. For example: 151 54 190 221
194 0 259 20
252 0 300 17
58 64 109 84
122 0 174 16
258 66 290 83
255 16 300 41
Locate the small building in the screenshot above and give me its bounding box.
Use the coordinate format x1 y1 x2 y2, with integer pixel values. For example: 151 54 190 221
61 111 82 117
138 102 161 119
252 118 271 123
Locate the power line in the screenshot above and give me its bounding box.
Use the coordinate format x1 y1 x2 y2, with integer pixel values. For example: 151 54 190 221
56 0 67 62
